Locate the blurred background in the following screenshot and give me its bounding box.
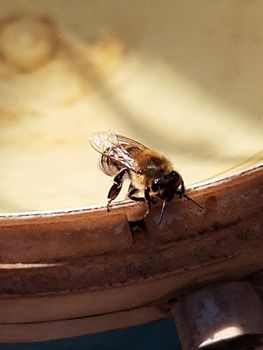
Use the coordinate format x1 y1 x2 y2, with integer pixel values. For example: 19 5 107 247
0 0 262 212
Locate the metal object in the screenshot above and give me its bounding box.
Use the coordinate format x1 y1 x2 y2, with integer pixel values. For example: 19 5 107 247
173 281 263 349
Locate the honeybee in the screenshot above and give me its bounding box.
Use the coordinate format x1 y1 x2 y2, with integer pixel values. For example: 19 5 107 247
89 132 202 224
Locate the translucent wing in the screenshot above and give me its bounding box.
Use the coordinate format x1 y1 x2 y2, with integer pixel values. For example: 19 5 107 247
89 132 146 175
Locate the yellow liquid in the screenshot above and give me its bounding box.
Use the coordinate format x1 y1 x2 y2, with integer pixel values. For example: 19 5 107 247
0 3 262 212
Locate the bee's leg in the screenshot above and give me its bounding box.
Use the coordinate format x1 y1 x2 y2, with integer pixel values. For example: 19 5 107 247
107 169 126 211
181 180 186 195
176 180 186 198
145 186 157 204
128 185 145 202
144 186 152 216
128 186 152 218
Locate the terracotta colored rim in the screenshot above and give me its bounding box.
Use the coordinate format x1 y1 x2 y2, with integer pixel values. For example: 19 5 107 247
0 164 262 342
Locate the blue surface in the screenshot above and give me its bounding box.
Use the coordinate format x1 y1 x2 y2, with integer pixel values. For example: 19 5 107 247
0 319 181 350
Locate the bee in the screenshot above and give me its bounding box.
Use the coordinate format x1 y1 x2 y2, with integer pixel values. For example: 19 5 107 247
89 132 202 224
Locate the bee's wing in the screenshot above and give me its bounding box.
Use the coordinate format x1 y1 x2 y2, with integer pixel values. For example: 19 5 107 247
89 132 146 174
89 132 115 154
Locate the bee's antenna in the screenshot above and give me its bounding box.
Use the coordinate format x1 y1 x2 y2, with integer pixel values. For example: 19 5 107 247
183 193 204 209
158 201 166 225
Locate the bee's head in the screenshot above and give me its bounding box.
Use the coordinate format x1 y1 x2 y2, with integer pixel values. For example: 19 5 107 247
151 170 183 202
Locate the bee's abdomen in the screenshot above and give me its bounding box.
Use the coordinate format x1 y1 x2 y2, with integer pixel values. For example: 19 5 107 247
100 153 123 177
